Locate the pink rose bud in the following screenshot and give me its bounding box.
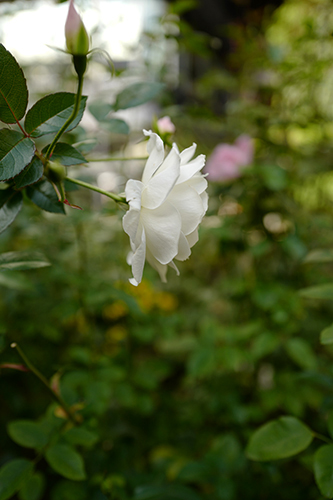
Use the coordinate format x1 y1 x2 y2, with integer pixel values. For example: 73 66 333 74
205 135 253 182
157 116 176 134
65 0 89 56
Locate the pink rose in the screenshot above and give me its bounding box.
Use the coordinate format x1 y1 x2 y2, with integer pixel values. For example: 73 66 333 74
205 135 254 182
156 116 176 134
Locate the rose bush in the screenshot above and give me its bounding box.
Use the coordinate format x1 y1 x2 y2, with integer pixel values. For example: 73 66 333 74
205 134 253 182
123 130 208 285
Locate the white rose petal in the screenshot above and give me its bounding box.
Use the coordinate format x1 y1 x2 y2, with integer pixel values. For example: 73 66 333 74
122 130 209 285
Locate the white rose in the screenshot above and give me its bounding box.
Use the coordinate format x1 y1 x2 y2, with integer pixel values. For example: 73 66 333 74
122 130 208 286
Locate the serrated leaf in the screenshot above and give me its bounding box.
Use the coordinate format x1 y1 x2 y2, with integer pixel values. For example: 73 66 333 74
0 189 23 234
246 416 313 461
101 118 129 135
89 101 113 121
8 420 49 449
0 44 28 124
18 472 45 500
43 142 86 166
284 337 317 370
26 180 65 214
0 251 50 271
14 156 43 189
299 284 333 300
24 92 87 137
321 324 333 345
0 129 35 181
113 82 164 111
45 444 86 481
314 444 333 498
304 249 333 263
64 427 99 447
0 459 33 500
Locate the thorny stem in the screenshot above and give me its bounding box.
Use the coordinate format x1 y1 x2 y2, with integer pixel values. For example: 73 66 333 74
45 72 84 161
11 343 80 425
65 176 127 204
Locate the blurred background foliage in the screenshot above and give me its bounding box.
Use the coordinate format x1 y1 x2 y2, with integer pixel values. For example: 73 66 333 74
2 0 333 498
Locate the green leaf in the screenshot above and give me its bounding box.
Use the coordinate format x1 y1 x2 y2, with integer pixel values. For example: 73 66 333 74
18 472 45 500
8 420 49 449
314 444 333 498
321 324 333 345
26 180 65 214
24 92 87 137
0 189 23 234
113 82 164 111
89 101 113 121
45 444 86 481
14 156 43 189
299 284 333 300
1 250 50 273
64 427 99 447
72 138 97 155
0 459 33 500
304 249 333 263
0 272 32 290
101 118 129 135
0 129 35 181
246 416 313 461
0 44 28 124
284 337 317 370
42 143 86 166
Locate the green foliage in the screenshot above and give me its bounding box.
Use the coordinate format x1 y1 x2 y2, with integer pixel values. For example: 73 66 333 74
0 130 35 181
0 189 23 234
0 459 33 500
7 420 49 449
112 82 165 111
246 416 313 461
42 143 86 166
26 180 66 214
0 44 28 124
45 444 86 481
314 445 333 498
24 93 87 137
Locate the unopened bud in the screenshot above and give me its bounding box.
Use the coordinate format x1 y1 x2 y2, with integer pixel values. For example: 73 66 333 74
156 116 176 135
65 0 89 56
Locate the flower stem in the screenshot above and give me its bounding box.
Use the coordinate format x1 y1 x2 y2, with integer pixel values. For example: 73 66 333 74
45 73 84 161
87 157 148 163
11 343 80 425
65 176 127 204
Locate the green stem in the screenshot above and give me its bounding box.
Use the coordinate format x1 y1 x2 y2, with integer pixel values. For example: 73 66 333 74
11 343 80 425
87 157 148 163
45 73 84 161
313 431 332 444
65 176 127 204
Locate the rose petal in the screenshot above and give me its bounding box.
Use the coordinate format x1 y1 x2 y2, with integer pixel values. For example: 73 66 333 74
177 154 206 184
179 143 197 164
141 202 181 264
186 228 199 248
142 130 165 184
125 179 144 210
175 232 191 261
122 207 141 246
141 146 180 210
168 184 205 235
130 228 146 285
146 248 168 282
